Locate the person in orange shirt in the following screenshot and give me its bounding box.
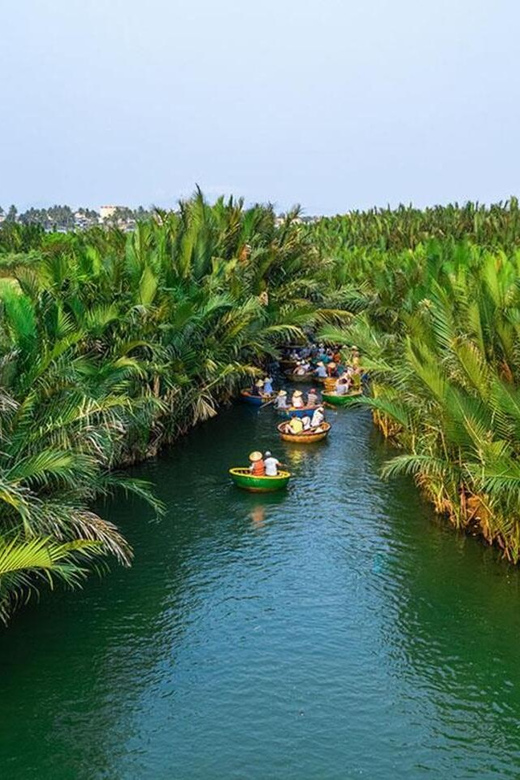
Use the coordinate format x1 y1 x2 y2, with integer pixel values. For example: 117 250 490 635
249 451 265 475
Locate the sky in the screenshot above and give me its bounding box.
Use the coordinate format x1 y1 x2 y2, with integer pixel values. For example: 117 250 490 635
1 0 519 214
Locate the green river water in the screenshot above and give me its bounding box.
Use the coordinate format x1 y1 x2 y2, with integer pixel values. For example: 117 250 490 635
2 401 520 779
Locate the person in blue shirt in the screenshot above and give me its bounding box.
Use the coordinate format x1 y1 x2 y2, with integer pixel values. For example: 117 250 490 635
314 362 327 379
263 376 274 395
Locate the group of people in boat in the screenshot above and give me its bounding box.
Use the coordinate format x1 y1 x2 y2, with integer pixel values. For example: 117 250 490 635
249 376 274 397
274 388 320 410
249 450 283 476
239 342 366 482
283 343 361 369
287 344 363 384
283 405 325 434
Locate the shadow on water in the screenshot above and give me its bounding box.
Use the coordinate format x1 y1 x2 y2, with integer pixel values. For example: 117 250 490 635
1 403 520 779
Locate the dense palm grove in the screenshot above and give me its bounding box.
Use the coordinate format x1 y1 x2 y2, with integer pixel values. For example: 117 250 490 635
314 198 520 563
0 191 345 622
3 195 520 622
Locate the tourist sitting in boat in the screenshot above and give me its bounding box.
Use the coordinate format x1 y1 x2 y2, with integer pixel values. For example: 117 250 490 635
275 390 289 410
288 414 304 434
249 451 265 475
264 451 282 476
314 361 327 379
307 388 319 407
335 377 350 396
310 405 325 429
251 379 264 396
351 370 362 390
263 376 274 395
327 361 338 378
294 361 309 376
301 414 312 431
292 390 304 408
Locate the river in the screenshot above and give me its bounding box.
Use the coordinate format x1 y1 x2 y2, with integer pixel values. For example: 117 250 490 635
2 401 520 779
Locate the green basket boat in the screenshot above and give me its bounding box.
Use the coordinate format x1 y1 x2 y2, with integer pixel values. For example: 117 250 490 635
322 389 363 407
229 467 291 493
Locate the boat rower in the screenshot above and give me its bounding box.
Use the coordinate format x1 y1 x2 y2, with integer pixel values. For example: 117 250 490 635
263 376 274 395
264 451 282 476
310 406 325 429
275 390 289 410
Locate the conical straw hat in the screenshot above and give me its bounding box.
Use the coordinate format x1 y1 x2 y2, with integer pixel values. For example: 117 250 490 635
249 451 263 462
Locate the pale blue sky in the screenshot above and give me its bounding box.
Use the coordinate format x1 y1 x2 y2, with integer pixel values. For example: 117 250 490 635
1 0 518 214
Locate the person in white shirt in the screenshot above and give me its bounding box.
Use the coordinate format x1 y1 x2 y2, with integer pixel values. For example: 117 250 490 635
310 406 325 428
335 377 349 396
275 390 288 410
264 451 281 476
301 415 312 431
292 390 304 408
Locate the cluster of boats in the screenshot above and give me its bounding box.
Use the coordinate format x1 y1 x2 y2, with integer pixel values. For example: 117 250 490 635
230 346 365 492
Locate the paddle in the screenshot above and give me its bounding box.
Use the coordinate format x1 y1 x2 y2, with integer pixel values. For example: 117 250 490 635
260 397 276 409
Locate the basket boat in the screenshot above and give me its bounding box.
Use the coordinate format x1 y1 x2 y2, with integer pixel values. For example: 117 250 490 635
278 405 318 419
229 467 291 492
322 389 363 407
240 390 274 406
277 421 330 443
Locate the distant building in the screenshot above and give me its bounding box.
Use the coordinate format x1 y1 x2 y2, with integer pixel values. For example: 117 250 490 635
100 205 119 221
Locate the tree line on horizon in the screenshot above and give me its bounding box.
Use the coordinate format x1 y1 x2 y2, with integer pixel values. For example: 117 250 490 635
0 204 154 229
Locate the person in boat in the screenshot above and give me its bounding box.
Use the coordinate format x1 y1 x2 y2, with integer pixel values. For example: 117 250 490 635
263 376 274 395
351 345 360 367
319 349 330 364
307 388 319 407
275 390 289 410
264 451 282 476
294 360 307 376
351 369 362 391
301 414 312 431
249 451 265 475
251 379 264 397
310 405 325 429
335 377 349 396
327 361 338 378
314 361 327 379
291 389 304 408
287 414 304 434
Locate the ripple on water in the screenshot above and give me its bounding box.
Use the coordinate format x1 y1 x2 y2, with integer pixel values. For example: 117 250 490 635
1 406 520 779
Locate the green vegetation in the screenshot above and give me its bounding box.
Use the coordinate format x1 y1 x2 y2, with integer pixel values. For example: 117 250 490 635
314 198 520 563
4 193 520 622
0 191 339 622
